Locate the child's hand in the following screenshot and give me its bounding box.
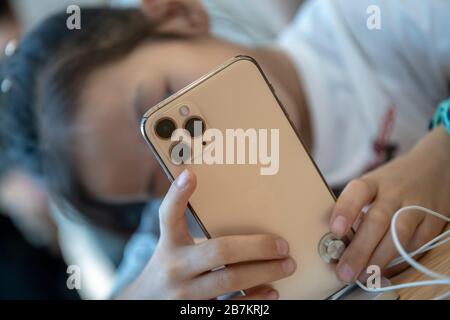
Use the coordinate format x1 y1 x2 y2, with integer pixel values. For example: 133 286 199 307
141 0 210 36
330 127 450 283
119 169 296 300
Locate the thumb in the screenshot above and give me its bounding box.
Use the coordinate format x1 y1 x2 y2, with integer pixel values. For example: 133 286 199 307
159 169 197 246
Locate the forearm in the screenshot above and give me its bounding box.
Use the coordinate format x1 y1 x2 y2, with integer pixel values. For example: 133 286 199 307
413 126 450 174
410 126 450 214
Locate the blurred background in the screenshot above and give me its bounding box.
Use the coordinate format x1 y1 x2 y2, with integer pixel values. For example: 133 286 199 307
0 0 304 300
1 1 112 300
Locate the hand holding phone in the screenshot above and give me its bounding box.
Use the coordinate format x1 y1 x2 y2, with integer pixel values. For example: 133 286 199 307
142 56 347 299
117 170 296 300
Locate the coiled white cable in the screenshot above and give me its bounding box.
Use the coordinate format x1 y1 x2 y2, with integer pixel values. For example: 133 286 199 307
355 206 450 299
388 232 450 268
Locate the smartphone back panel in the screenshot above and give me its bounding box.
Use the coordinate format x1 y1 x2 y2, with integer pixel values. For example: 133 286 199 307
142 57 345 299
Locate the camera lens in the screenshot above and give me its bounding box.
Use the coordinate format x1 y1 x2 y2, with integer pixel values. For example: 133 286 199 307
179 105 190 117
184 117 206 138
155 118 177 140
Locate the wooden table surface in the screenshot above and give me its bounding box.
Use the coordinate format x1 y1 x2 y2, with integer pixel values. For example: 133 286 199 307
392 224 449 300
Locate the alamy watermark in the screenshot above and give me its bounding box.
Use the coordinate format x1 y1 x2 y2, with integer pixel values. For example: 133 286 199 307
367 5 382 30
366 265 382 289
66 265 81 290
170 122 280 176
66 5 81 30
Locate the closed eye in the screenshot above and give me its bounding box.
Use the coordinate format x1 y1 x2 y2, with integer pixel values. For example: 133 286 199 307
133 84 173 123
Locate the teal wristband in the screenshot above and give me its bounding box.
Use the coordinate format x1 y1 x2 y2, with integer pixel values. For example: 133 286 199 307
430 99 450 135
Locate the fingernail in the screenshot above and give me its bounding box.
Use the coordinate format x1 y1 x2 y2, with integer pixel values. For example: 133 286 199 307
338 264 354 283
265 290 279 300
276 239 289 256
175 170 190 189
331 216 347 236
358 272 369 285
282 258 296 275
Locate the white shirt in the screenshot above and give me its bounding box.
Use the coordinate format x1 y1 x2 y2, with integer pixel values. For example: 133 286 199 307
202 0 302 46
278 0 450 186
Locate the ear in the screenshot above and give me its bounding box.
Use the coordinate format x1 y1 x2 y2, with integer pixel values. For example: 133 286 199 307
141 0 210 36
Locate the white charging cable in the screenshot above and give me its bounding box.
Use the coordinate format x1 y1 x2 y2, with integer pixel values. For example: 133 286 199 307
355 205 450 299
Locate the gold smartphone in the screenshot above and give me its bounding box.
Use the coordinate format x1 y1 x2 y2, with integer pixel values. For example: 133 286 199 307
141 56 347 299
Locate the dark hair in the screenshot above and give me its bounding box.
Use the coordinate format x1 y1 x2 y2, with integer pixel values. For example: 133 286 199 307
0 0 11 18
0 8 181 233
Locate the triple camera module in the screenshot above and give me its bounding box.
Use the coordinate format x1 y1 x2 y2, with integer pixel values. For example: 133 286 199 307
154 105 207 165
155 116 206 140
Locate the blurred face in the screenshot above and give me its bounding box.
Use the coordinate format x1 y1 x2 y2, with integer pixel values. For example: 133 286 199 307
74 36 248 205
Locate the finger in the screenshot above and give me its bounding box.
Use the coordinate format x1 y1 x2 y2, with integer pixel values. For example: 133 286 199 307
187 258 296 300
407 215 447 251
330 178 377 237
142 0 209 35
336 202 395 283
360 210 423 283
233 285 279 300
184 234 290 276
159 169 197 245
383 216 445 278
141 0 184 23
141 0 165 18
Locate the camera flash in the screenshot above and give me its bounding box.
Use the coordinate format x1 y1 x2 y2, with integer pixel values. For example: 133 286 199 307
179 105 190 117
